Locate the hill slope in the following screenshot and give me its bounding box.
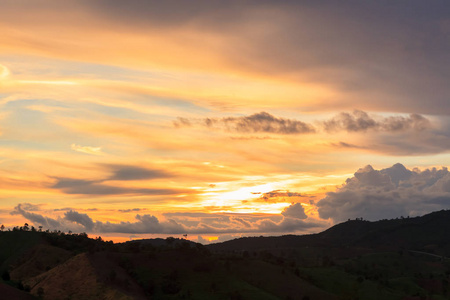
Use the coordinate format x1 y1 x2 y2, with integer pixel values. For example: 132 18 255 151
208 209 450 255
1 210 450 299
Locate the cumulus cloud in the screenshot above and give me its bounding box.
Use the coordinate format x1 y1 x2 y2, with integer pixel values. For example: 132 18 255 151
281 203 307 220
64 210 95 230
323 110 431 133
317 163 450 223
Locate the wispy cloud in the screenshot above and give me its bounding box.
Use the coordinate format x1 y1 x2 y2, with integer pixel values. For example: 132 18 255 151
27 104 67 113
0 64 10 79
71 144 104 156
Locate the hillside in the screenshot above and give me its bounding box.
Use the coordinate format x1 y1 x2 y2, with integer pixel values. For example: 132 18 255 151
0 210 450 299
208 209 450 255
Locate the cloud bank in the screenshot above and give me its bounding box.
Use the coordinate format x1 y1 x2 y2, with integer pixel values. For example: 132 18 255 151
11 203 325 235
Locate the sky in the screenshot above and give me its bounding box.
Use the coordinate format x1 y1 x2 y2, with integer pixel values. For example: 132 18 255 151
1 0 450 243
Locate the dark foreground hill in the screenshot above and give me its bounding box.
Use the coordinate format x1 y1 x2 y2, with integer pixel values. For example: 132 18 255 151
208 209 450 255
1 210 450 299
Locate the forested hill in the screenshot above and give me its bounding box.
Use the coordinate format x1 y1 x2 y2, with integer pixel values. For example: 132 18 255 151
1 210 450 299
208 209 450 254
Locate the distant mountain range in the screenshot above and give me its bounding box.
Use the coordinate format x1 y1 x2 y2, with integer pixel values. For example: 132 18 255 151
1 209 450 299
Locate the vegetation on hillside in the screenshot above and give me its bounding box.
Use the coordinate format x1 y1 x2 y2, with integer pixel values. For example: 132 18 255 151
1 210 450 299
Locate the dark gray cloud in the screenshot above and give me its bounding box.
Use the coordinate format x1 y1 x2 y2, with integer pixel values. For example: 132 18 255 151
231 217 252 228
53 207 75 212
176 111 432 135
258 190 308 203
175 111 448 156
96 214 186 234
161 210 325 234
51 177 186 196
83 0 450 115
15 203 41 211
52 178 100 189
12 204 187 234
215 112 316 134
173 117 192 128
50 164 178 196
331 142 367 149
281 203 307 220
2 1 449 114
118 208 145 213
64 210 95 230
83 0 239 29
317 163 450 223
13 203 327 235
108 165 170 181
255 217 323 233
234 1 450 115
175 112 315 134
11 204 62 229
323 110 431 133
51 164 176 195
54 207 98 212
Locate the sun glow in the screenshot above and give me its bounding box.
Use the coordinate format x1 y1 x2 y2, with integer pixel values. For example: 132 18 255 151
0 64 10 79
202 182 277 206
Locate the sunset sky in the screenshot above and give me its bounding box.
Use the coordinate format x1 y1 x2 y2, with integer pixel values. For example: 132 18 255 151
1 1 450 243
